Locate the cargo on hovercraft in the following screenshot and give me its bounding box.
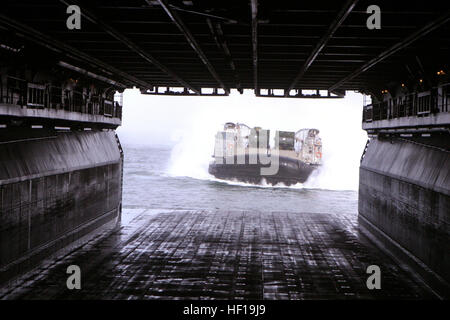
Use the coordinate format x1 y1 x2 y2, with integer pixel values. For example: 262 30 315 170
208 122 322 186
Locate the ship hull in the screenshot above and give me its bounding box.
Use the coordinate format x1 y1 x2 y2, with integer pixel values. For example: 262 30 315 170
208 155 319 186
0 129 123 286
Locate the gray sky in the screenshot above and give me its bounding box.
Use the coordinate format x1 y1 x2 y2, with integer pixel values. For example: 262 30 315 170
118 89 366 145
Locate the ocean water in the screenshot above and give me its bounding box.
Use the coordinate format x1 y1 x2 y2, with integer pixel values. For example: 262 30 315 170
121 144 359 215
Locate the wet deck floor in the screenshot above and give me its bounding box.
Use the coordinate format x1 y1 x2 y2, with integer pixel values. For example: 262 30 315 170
1 208 435 299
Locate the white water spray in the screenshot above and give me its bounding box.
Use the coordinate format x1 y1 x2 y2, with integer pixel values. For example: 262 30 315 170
165 91 367 191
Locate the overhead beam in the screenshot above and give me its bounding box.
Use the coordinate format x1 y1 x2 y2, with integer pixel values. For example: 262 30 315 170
251 0 258 93
141 86 228 97
154 0 230 95
59 0 200 94
285 0 358 96
57 61 126 87
329 10 450 91
258 89 344 99
206 19 243 93
0 13 153 90
168 4 238 24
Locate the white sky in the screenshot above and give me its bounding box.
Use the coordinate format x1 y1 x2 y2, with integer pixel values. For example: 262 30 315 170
118 89 366 145
117 89 368 190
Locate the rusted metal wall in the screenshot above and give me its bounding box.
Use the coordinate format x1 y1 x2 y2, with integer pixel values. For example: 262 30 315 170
0 130 122 284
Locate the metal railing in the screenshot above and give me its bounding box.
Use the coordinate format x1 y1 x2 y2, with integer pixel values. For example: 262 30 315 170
1 76 27 106
0 75 123 120
363 84 450 123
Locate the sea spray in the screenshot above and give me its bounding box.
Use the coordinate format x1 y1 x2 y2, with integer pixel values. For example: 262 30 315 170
165 92 367 191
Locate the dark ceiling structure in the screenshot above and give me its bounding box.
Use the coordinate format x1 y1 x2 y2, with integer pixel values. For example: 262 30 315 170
1 0 449 97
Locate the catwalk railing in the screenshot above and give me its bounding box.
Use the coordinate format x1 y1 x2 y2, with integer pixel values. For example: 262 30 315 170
363 83 450 123
0 75 122 120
